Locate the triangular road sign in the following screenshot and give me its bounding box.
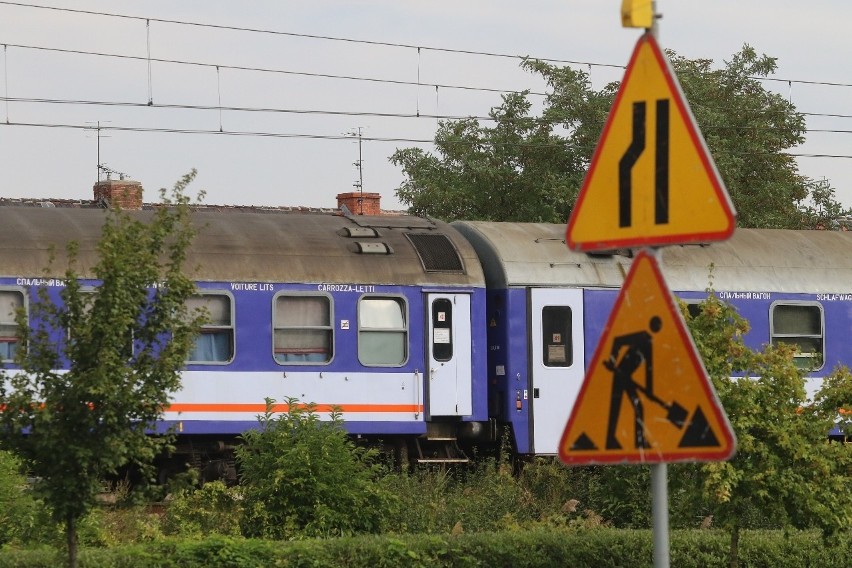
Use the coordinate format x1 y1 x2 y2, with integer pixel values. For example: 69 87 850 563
558 251 736 465
566 32 736 252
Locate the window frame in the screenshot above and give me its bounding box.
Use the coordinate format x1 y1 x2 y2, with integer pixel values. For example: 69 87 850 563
769 301 825 371
185 291 236 365
272 291 334 366
357 295 409 367
541 305 573 368
431 297 453 362
0 287 26 363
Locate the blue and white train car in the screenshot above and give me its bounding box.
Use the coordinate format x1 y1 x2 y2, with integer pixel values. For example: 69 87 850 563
4 202 851 471
0 206 491 473
453 221 625 455
454 221 852 455
664 228 852 404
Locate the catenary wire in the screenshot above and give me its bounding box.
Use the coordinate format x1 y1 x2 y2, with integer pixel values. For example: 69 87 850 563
2 1 850 90
0 42 549 97
2 120 852 159
2 96 850 134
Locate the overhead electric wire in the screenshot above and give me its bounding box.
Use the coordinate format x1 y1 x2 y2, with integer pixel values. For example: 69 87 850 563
3 96 851 136
1 2 851 168
0 120 531 145
3 120 852 161
0 95 495 122
1 42 547 97
4 1 852 91
0 1 623 69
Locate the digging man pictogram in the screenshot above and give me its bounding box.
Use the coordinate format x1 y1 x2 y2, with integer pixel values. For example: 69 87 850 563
603 315 692 450
603 316 662 449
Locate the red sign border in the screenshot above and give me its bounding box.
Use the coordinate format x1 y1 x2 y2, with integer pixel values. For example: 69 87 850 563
558 251 736 465
566 32 736 252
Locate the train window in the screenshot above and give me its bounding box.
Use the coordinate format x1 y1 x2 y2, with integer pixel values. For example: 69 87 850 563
66 288 95 341
274 294 333 364
770 302 824 370
359 297 407 366
0 290 24 362
542 306 572 367
186 293 234 363
432 298 453 362
683 301 702 319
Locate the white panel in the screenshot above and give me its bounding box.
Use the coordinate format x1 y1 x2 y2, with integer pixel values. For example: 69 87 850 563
427 293 473 417
530 288 585 454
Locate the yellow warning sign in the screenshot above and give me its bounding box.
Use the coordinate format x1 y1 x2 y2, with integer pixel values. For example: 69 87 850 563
558 251 736 465
566 32 736 252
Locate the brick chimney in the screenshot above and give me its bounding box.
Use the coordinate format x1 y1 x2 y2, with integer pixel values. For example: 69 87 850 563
93 179 143 210
336 192 381 216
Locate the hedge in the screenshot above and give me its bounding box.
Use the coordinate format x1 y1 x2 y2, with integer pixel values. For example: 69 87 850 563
0 529 847 568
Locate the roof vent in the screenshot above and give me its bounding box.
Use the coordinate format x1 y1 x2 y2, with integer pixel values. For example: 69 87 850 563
405 232 464 273
350 242 393 254
338 227 380 238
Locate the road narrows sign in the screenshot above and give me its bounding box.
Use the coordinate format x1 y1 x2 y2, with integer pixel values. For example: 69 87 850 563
558 251 736 465
566 32 736 252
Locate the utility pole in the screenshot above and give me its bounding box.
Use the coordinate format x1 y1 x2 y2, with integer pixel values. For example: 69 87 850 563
346 127 365 214
86 121 111 181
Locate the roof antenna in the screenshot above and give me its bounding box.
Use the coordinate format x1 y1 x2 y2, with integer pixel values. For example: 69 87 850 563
345 127 365 214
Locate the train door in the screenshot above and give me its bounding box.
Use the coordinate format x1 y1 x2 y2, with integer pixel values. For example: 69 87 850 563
529 288 585 454
426 293 473 417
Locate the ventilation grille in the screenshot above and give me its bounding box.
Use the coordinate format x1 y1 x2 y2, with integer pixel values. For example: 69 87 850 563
405 232 464 273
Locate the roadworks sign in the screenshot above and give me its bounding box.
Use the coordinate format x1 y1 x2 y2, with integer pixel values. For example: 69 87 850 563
566 32 736 252
558 251 736 465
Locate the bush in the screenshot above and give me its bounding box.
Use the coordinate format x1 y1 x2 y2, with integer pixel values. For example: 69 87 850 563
161 481 242 538
0 450 43 545
235 398 396 539
2 529 848 568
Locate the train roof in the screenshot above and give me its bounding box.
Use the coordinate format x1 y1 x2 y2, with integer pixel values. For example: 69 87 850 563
452 221 852 294
452 221 627 289
0 206 485 287
663 228 852 294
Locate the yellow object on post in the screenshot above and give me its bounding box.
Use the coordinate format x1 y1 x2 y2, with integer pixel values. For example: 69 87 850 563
621 0 654 28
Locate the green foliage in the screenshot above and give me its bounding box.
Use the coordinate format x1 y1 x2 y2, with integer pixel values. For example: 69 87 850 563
392 47 851 229
677 293 852 561
161 481 242 538
0 450 43 545
382 460 524 534
381 457 617 534
235 398 396 539
669 45 817 228
391 67 596 223
2 529 850 568
0 171 205 566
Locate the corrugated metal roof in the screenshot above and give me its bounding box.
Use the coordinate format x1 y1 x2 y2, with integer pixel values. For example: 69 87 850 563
0 207 484 288
453 221 852 295
452 221 628 289
663 228 852 294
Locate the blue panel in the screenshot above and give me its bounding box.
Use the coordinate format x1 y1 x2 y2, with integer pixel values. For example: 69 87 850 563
185 282 430 375
582 289 619 365
486 288 531 454
467 289 489 422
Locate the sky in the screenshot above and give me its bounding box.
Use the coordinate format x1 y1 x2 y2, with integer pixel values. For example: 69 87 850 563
0 1 850 212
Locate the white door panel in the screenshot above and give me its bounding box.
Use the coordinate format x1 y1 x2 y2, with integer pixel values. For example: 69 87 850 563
427 293 472 417
529 288 585 454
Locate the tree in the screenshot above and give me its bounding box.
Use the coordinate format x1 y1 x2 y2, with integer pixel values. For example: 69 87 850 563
236 398 396 539
0 171 204 568
392 47 851 228
676 294 852 567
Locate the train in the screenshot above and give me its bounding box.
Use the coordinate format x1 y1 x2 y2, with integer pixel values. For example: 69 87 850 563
1 195 850 480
